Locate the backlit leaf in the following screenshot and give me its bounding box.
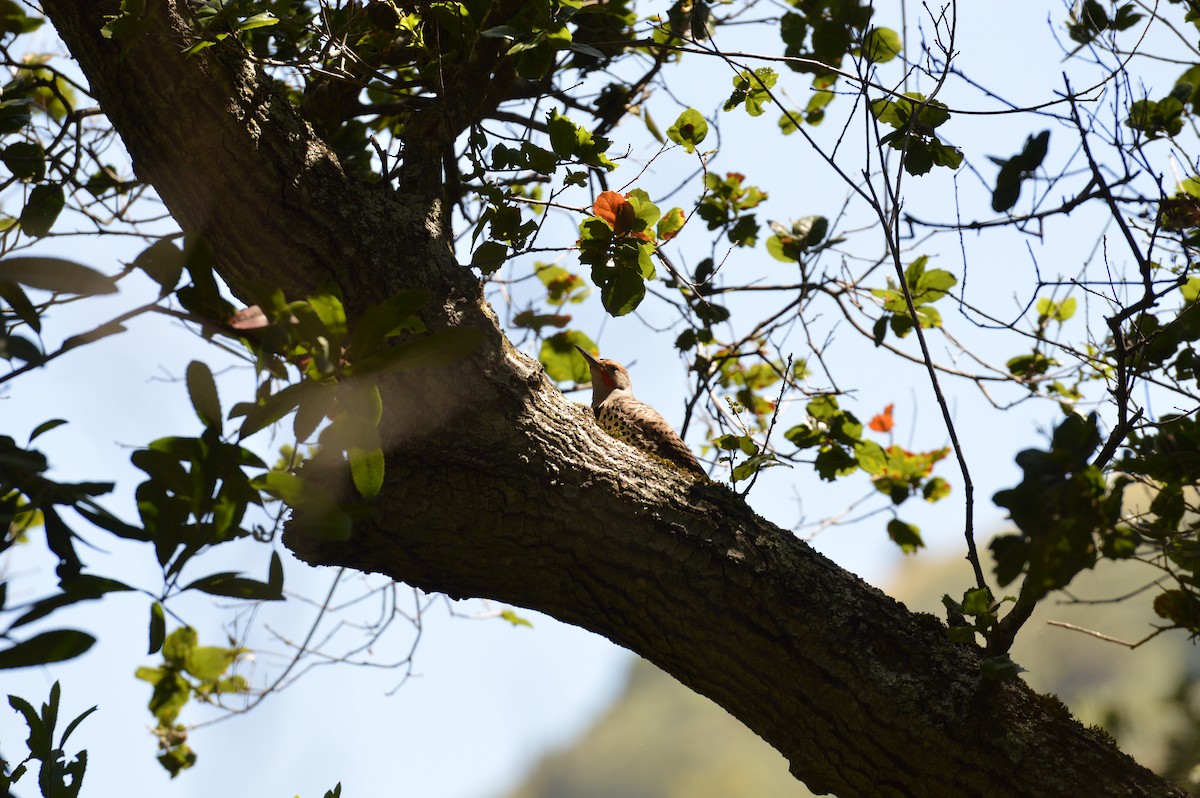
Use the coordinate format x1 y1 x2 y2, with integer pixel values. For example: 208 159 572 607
18 184 63 238
149 601 166 655
185 360 222 429
667 108 708 153
2 141 44 181
886 518 924 554
0 629 95 669
862 27 901 63
868 403 895 432
0 256 116 295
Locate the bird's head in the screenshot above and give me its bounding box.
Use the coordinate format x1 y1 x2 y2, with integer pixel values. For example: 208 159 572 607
575 344 633 402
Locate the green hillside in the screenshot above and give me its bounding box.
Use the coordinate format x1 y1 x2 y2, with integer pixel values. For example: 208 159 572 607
501 553 1200 798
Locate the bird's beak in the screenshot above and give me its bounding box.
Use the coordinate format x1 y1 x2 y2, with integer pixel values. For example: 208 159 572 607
574 343 601 368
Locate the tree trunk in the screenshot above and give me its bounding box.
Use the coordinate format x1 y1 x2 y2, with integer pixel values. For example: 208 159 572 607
40 2 1186 795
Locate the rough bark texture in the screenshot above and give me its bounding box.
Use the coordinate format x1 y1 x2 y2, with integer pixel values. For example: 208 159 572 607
41 2 1187 796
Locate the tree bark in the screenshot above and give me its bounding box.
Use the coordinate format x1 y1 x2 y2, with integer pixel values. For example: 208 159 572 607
40 2 1186 795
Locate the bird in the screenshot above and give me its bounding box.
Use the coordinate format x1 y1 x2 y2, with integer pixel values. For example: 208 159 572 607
574 344 706 477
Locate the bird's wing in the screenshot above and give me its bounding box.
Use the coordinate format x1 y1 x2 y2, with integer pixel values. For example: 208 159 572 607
611 396 706 476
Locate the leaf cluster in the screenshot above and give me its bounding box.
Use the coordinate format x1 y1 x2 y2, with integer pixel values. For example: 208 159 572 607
784 395 949 552
871 255 957 342
991 413 1129 604
941 589 1023 680
766 215 835 263
989 131 1050 213
870 93 962 176
1117 414 1200 635
1067 0 1143 45
1 682 95 797
696 172 766 248
135 627 248 776
724 68 778 117
577 189 685 316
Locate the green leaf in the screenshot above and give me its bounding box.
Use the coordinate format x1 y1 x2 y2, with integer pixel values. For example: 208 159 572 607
2 141 44 182
807 394 840 419
732 452 779 481
59 701 98 747
1182 276 1200 304
0 277 39 331
960 587 993 616
1006 351 1055 378
792 216 828 249
862 27 901 63
599 267 646 316
912 267 956 302
0 97 32 136
307 291 348 342
161 625 197 667
10 574 134 628
666 108 708 153
928 139 964 170
540 330 596 383
499 609 533 627
185 644 242 681
253 471 314 507
854 440 887 475
268 551 283 593
185 360 222 429
149 601 166 655
28 418 66 442
1055 296 1077 321
8 693 49 758
0 629 95 669
235 382 306 438
61 320 126 352
0 256 117 295
886 518 924 554
766 233 796 263
547 110 579 158
724 68 778 116
251 472 352 541
133 239 185 295
237 11 278 30
923 476 951 501
183 571 285 601
293 382 336 442
1037 296 1076 324
471 241 508 274
713 434 744 451
0 0 43 35
18 184 64 238
657 207 686 241
349 439 385 499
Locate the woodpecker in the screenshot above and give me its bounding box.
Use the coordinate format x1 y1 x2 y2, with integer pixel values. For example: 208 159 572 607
575 344 705 477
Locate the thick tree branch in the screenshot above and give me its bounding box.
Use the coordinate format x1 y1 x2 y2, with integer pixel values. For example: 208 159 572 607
41 1 1185 795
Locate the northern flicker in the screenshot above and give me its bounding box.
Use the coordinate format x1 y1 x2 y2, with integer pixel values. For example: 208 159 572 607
574 344 706 477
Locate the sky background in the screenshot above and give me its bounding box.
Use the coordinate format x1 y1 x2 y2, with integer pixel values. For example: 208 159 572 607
3 2 1194 796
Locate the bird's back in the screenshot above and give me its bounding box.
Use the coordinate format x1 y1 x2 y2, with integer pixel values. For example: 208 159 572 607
596 393 705 476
